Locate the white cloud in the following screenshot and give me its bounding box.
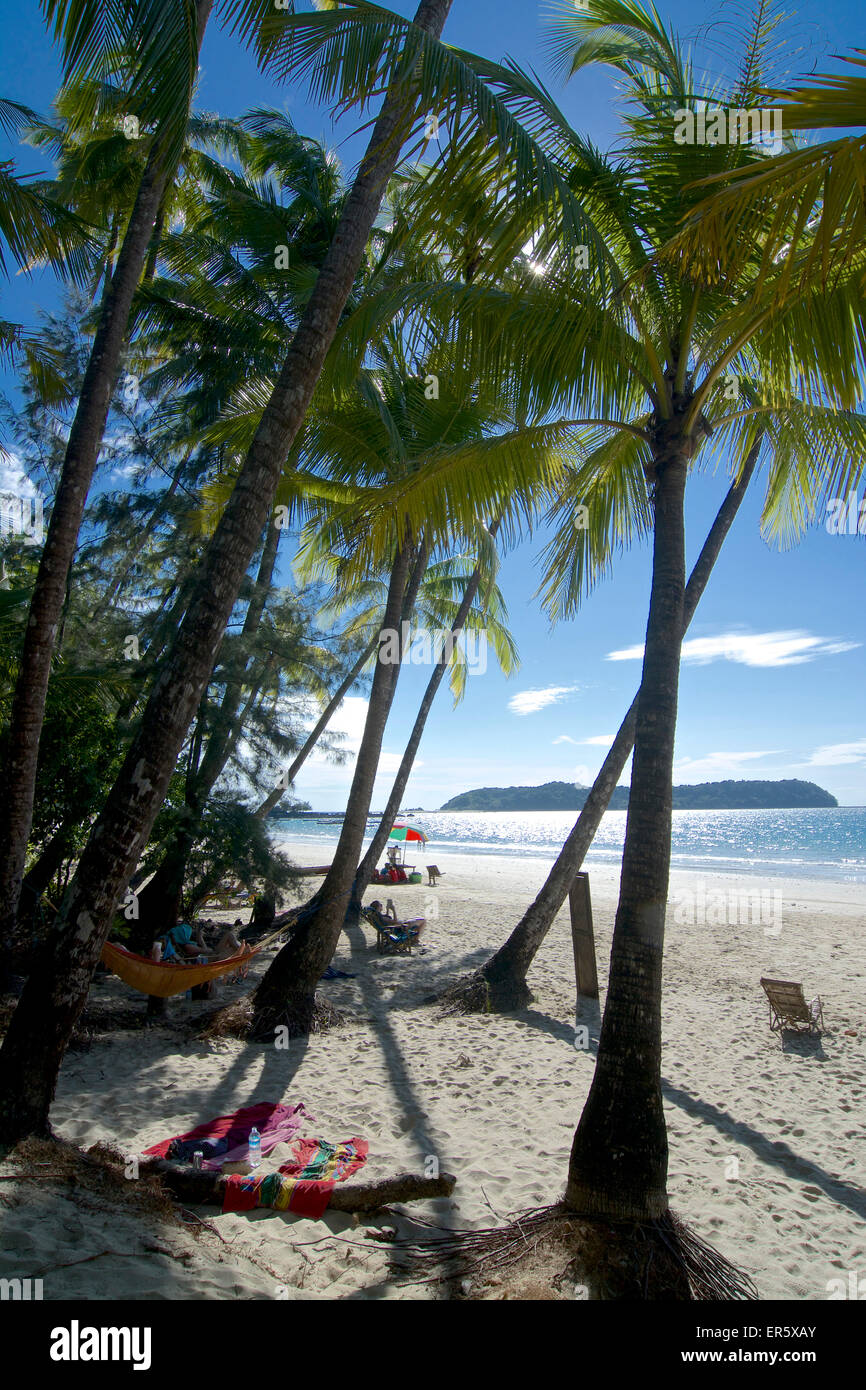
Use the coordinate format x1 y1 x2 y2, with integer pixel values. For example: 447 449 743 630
296 696 420 786
608 630 860 668
804 739 866 768
674 749 781 780
572 765 595 786
554 732 616 747
509 685 578 716
0 451 38 497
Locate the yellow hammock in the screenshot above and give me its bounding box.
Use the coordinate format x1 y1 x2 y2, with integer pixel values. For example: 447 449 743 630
100 925 288 999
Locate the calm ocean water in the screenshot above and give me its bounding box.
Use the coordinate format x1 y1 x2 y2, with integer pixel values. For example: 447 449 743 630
271 807 866 884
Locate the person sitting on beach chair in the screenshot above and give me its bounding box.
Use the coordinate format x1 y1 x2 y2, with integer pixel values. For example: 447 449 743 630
364 900 425 954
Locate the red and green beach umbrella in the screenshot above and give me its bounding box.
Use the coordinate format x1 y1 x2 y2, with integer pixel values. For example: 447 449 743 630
388 824 428 847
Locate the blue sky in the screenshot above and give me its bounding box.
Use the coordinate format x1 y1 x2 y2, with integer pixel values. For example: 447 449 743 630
1 0 864 808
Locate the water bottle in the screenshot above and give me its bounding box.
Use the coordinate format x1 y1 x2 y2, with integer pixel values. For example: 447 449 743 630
248 1127 261 1169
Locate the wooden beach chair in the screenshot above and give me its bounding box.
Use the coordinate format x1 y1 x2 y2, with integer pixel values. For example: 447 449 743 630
760 977 824 1036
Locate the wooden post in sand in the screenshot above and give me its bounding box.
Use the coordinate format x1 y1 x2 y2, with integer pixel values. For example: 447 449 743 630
569 871 598 1001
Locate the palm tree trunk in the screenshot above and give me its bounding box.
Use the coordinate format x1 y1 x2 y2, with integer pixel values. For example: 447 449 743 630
133 651 274 948
0 0 213 949
248 537 430 1035
133 525 280 943
255 635 379 820
448 443 762 1011
564 442 689 1221
0 0 453 1145
159 633 375 917
354 532 500 899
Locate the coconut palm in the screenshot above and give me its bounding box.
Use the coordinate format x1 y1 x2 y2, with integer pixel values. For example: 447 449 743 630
0 0 466 1143
0 0 215 945
0 97 93 388
539 2 866 1229
352 520 513 902
671 50 866 296
322 0 866 1234
246 352 530 1037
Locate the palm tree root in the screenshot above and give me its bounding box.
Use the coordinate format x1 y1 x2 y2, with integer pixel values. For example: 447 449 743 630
198 991 345 1043
0 1135 182 1222
392 1204 758 1300
436 968 533 1016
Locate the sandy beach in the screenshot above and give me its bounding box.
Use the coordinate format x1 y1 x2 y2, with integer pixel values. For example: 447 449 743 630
1 846 863 1300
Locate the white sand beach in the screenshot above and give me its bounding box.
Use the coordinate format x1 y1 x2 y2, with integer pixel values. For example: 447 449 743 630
1 847 863 1300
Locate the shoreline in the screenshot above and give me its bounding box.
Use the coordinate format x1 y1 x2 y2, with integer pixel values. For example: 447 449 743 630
277 838 866 908
268 807 866 887
1 847 862 1300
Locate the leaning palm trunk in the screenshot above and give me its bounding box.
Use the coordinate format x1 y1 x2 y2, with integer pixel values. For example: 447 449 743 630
0 0 213 950
248 539 429 1035
182 631 379 921
255 633 379 820
353 543 497 903
134 523 281 940
564 441 689 1221
442 443 761 1012
0 0 453 1145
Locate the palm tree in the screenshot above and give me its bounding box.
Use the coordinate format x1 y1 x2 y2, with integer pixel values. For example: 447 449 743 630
0 0 462 1144
341 0 866 1232
244 357 528 1026
113 110 357 935
440 443 761 1011
353 520 513 902
0 0 214 945
538 1 866 1227
0 97 93 390
672 50 866 295
132 520 283 937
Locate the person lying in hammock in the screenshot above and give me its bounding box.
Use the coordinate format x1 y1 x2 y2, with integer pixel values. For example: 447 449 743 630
156 921 244 964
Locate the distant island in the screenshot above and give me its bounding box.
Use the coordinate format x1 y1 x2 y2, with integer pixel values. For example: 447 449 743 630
440 779 838 811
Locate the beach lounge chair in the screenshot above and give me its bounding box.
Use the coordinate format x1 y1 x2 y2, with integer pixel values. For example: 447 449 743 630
362 908 425 955
760 977 824 1036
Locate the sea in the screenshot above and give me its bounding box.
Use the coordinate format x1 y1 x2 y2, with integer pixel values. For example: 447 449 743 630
270 807 866 885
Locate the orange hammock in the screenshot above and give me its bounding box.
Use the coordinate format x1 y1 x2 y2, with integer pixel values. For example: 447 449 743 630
100 926 287 999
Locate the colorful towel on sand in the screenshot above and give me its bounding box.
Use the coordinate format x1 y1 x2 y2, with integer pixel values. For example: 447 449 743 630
142 1101 311 1172
221 1138 369 1219
221 1172 334 1220
279 1136 368 1183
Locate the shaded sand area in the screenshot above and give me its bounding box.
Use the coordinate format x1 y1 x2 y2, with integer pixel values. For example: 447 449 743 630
1 847 863 1300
